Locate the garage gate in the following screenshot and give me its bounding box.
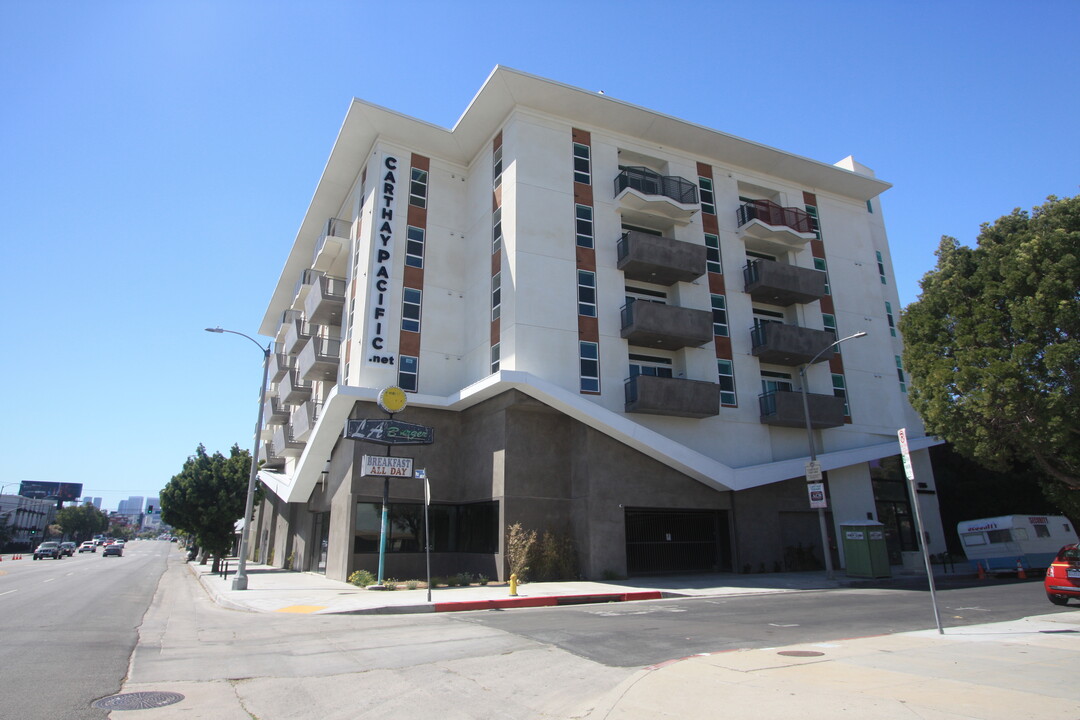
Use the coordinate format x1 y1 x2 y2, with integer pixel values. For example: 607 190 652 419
625 509 731 575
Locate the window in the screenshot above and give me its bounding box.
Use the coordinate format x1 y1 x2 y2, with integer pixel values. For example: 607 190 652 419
575 205 594 248
761 370 793 394
405 226 425 268
493 146 503 187
402 288 422 332
832 373 849 416
961 532 987 547
698 177 715 214
814 257 831 295
823 314 838 350
987 529 1013 544
577 270 596 317
746 250 776 261
579 341 599 393
705 233 722 274
877 251 887 284
805 204 822 241
491 272 501 321
490 343 500 373
492 207 503 254
354 500 498 553
629 353 673 378
711 294 729 337
866 199 874 214
626 285 667 304
398 355 418 392
1034 524 1051 538
895 355 907 393
885 301 896 337
717 359 737 406
573 143 591 185
409 168 428 208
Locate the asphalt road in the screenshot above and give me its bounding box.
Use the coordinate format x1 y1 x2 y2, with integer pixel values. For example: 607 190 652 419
0 540 170 719
457 576 1059 667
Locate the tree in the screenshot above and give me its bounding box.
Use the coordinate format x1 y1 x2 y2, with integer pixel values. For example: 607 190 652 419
160 444 251 570
901 195 1080 500
55 504 109 542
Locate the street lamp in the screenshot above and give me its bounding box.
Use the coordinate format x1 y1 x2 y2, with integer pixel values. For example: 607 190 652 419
205 326 271 591
799 330 867 580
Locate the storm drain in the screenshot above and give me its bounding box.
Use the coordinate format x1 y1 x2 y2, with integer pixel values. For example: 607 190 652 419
92 691 185 711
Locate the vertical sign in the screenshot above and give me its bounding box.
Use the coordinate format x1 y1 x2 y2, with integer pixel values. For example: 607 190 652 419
898 427 944 634
365 153 400 366
897 427 915 480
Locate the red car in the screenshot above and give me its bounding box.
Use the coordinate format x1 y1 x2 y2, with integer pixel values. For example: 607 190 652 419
1044 543 1080 606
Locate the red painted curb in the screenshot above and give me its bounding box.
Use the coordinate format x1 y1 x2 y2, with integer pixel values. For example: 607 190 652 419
434 590 664 613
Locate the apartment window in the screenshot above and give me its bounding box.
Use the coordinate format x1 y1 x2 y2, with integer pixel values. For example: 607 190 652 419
866 199 874 214
711 294 729 337
402 288 422 332
409 168 428 208
575 205 594 248
877 251 887 284
832 373 849 416
573 143 591 185
579 341 600 393
823 313 838 350
405 226 425 268
578 270 597 317
399 355 418 392
814 257 831 295
885 302 896 337
492 207 503 254
705 233 722 274
805 205 822 241
761 370 793 394
493 146 503 187
717 359 737 406
698 177 716 214
896 355 907 393
491 272 501 321
629 353 673 378
490 343 500 373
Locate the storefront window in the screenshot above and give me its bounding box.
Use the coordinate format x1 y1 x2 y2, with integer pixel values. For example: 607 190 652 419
354 501 498 554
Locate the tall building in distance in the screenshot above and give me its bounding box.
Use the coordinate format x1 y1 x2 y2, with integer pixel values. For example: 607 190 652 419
250 67 943 583
117 496 145 517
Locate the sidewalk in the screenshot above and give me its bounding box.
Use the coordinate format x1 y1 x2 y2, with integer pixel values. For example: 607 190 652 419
184 560 1080 719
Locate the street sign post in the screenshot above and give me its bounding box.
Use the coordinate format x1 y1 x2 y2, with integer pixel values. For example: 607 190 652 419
807 482 827 509
898 427 943 634
804 460 822 482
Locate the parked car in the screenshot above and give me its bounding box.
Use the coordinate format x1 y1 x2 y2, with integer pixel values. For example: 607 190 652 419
33 542 63 560
1044 543 1080 606
102 543 124 557
59 542 77 557
79 541 96 553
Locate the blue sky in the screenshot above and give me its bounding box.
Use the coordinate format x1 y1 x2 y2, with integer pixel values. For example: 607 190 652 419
2 1 1076 510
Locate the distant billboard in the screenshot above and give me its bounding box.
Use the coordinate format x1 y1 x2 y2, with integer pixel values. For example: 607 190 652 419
19 481 83 501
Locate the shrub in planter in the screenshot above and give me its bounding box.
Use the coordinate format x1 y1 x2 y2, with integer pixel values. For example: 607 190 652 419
349 569 376 587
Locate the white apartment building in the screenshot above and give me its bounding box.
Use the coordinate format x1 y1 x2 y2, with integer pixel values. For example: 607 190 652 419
252 67 943 583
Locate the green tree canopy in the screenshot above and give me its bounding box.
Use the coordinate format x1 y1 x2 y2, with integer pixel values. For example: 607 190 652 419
160 444 251 562
55 504 109 542
900 195 1080 494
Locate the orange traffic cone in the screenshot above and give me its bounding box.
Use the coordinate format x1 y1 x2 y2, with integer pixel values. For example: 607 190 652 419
1016 560 1027 579
977 562 986 580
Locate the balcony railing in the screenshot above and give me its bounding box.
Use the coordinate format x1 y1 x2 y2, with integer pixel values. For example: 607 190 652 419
615 167 698 205
737 199 814 234
292 269 323 306
298 335 341 381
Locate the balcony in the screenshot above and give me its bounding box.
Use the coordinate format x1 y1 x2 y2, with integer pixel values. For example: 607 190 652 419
743 259 827 306
617 231 707 286
736 200 816 252
291 399 322 442
275 309 302 344
291 269 322 310
614 167 699 225
624 375 720 418
759 390 845 429
750 323 837 366
312 217 351 272
298 336 341 382
263 395 290 425
272 424 305 458
621 301 713 352
283 319 315 355
303 274 347 327
268 350 293 383
280 369 312 405
262 442 286 471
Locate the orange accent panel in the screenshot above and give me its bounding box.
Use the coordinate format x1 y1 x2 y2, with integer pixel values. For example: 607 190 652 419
708 273 727 294
713 335 732 359
490 318 500 346
404 265 424 288
493 184 502 208
702 213 719 234
696 161 714 179
492 250 501 275
811 239 825 257
578 315 598 342
574 183 593 206
572 128 591 145
829 356 844 374
576 246 596 271
411 154 430 171
399 329 420 357
819 294 835 315
493 131 502 149
803 191 817 205
407 203 427 228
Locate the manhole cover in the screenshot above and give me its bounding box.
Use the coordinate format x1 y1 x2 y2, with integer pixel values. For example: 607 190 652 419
92 691 185 711
777 650 825 657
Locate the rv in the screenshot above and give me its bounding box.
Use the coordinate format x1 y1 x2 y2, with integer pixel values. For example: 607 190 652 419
958 515 1078 573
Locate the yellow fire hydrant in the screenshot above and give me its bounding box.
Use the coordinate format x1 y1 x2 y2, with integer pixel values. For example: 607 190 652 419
509 573 518 596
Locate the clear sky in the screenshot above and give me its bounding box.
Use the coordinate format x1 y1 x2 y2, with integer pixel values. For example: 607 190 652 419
1 1 1076 511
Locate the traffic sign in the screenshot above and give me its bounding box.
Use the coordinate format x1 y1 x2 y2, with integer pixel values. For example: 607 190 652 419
804 460 822 482
897 428 915 480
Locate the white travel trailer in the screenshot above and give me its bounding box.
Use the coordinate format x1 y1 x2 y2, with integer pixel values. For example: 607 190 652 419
958 515 1078 572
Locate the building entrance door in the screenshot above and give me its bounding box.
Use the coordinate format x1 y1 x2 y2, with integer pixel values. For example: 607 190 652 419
625 509 730 575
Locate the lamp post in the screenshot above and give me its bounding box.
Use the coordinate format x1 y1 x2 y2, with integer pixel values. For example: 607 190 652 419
205 327 271 591
799 330 867 580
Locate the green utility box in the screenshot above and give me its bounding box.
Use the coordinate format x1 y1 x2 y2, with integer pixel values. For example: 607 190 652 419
841 521 891 578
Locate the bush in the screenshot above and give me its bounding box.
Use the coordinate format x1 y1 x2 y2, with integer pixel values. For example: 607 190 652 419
455 572 473 587
384 578 398 591
348 569 376 587
530 529 580 582
406 579 419 590
506 523 536 581
477 574 489 586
